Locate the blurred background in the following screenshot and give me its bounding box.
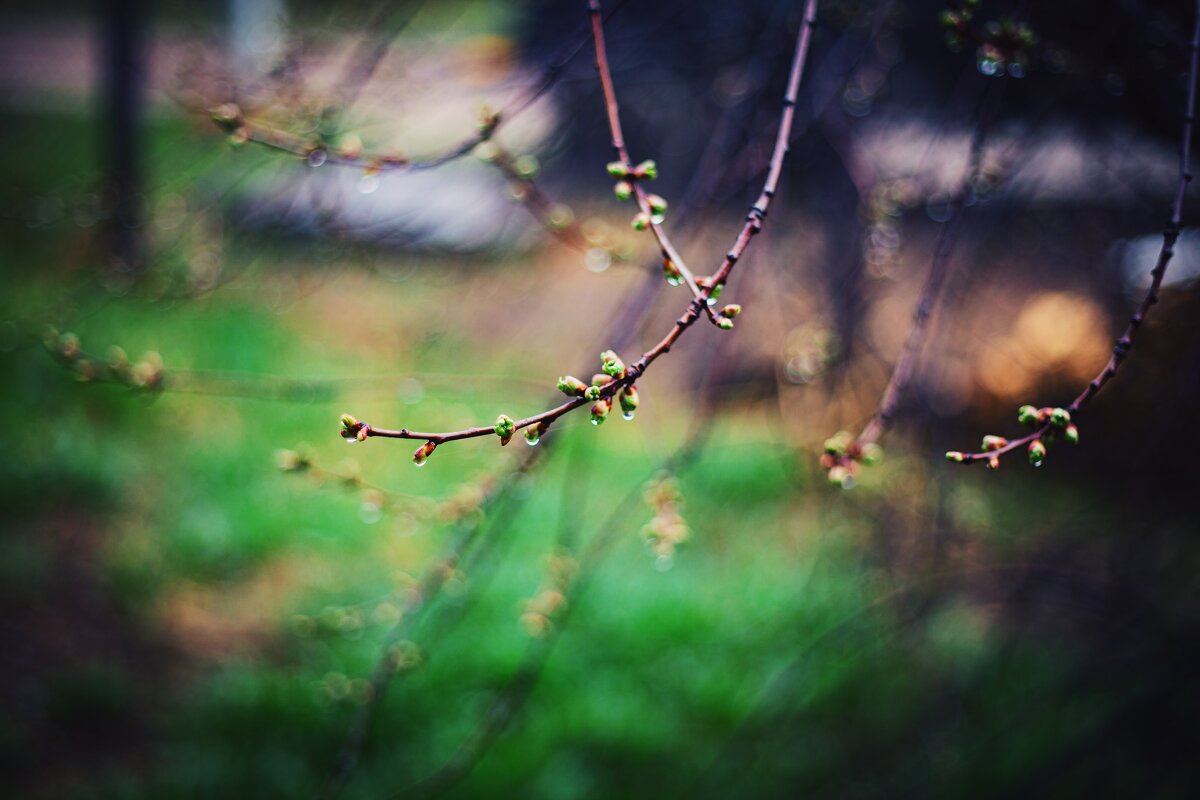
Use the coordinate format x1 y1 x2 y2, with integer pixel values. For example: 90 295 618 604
3 0 1200 797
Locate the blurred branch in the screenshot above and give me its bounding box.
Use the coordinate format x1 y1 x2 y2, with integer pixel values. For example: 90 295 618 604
340 0 821 460
823 77 1003 484
947 0 1200 470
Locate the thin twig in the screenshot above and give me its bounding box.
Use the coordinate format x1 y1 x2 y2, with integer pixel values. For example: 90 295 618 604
344 0 821 454
950 0 1199 466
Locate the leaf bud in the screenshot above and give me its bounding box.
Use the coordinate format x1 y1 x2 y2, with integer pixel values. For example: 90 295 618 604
494 414 515 439
982 435 1008 451
585 385 602 401
1028 439 1047 467
1049 407 1071 427
619 385 640 414
631 211 651 231
719 304 741 319
600 349 626 377
634 159 658 180
557 375 587 396
606 161 629 178
590 398 611 425
945 451 966 462
716 317 734 330
1017 404 1039 425
613 180 633 201
1064 424 1080 445
412 441 436 466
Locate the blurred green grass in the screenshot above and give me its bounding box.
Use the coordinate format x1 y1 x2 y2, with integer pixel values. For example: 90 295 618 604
2 108 1196 800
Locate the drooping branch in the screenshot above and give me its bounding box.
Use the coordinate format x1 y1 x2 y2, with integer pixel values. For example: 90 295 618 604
946 0 1200 469
339 0 821 463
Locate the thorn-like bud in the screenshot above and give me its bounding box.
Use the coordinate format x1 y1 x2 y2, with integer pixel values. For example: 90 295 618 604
632 211 651 231
1028 439 1047 467
557 376 587 396
634 159 657 180
585 385 602 401
494 414 515 440
1064 424 1080 445
1049 407 1071 427
606 161 629 178
719 304 741 319
413 441 436 466
716 317 734 330
619 384 639 414
613 180 633 201
982 435 1009 451
945 451 966 462
600 350 626 377
590 397 611 425
1017 404 1039 425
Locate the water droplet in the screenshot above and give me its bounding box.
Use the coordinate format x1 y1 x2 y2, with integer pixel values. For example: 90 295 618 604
525 433 540 446
307 149 328 167
665 274 682 287
358 173 380 194
359 501 383 524
622 411 635 421
655 554 674 572
413 457 427 467
345 437 359 445
590 418 600 426
705 297 717 306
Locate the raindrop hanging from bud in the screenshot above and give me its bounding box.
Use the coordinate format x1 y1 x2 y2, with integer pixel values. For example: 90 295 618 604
307 149 328 167
524 427 541 446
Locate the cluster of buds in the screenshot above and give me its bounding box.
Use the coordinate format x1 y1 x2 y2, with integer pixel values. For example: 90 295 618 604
607 159 667 228
641 474 689 565
340 413 370 443
940 2 1036 78
44 329 165 391
820 431 884 489
945 404 1078 470
519 549 578 637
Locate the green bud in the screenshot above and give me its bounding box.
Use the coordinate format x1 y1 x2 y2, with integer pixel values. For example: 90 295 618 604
1049 407 1071 427
1028 439 1047 467
719 304 741 319
600 349 626 377
982 435 1008 451
706 283 723 306
613 180 633 201
945 451 966 463
824 431 853 456
591 373 609 386
1064 424 1080 445
828 465 855 489
341 414 359 430
647 194 668 216
716 317 734 330
619 385 639 414
606 161 629 178
635 159 657 180
632 212 651 231
986 456 1001 470
1017 404 1039 425
585 385 602 402
590 398 611 425
494 414 515 439
662 258 683 286
860 443 883 466
557 376 587 396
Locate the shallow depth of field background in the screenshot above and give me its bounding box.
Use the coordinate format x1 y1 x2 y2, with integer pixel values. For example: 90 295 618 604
3 1 1200 798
